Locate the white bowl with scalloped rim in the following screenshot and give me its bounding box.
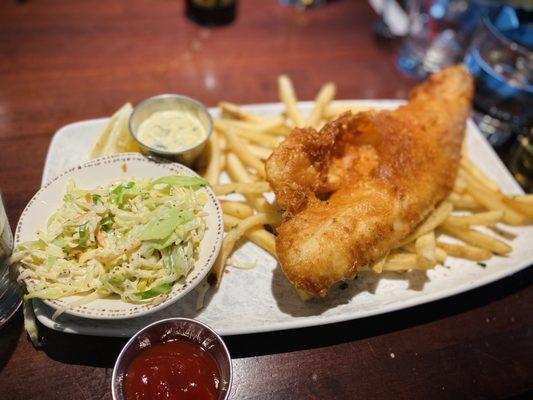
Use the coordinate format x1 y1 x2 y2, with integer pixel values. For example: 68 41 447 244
14 153 224 320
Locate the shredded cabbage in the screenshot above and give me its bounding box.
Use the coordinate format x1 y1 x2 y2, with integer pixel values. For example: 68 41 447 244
12 175 208 309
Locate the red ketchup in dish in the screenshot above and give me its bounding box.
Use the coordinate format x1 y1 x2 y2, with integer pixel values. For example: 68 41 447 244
123 338 221 400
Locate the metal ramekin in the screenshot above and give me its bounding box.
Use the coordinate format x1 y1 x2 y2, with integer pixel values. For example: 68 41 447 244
129 94 213 166
112 318 232 400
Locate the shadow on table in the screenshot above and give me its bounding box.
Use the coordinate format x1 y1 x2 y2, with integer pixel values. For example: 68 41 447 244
37 266 532 367
40 322 128 368
0 310 23 373
225 266 533 358
270 264 430 317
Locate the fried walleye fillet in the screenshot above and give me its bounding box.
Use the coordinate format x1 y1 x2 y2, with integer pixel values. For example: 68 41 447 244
266 66 473 298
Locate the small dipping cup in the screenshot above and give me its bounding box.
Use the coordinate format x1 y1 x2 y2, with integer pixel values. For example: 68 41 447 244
129 94 213 166
112 318 232 400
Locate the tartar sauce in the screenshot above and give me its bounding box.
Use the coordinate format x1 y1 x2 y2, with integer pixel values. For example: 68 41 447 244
137 110 206 152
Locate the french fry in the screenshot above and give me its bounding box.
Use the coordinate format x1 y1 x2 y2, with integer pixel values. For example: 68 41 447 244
215 120 281 149
445 211 504 227
278 75 305 127
226 152 257 183
512 194 533 203
416 257 436 270
436 241 492 261
461 169 531 221
223 128 265 177
453 175 468 194
223 214 276 256
415 231 436 266
488 225 517 241
447 192 481 210
219 101 265 122
401 242 417 253
370 253 388 274
435 247 447 263
441 224 512 255
226 154 280 220
247 143 272 160
204 132 222 185
217 117 285 135
212 181 271 196
232 128 281 149
315 119 328 130
382 253 417 272
461 140 468 158
249 117 287 134
460 158 500 192
464 176 529 225
276 124 294 136
218 133 227 150
307 82 336 128
382 253 431 271
398 202 453 247
324 104 374 120
502 195 533 219
211 213 272 287
221 202 254 219
402 241 447 265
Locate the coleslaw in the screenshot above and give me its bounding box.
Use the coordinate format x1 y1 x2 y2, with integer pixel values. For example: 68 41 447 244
11 175 209 309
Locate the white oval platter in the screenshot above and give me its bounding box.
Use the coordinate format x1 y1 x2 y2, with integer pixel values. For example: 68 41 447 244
33 100 532 336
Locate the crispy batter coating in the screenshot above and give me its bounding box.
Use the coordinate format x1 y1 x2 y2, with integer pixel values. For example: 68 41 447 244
266 66 473 298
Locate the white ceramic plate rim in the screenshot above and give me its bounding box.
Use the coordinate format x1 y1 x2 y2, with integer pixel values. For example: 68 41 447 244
16 153 224 320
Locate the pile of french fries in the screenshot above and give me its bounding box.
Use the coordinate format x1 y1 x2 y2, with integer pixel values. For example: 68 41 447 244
202 75 533 285
202 76 345 286
90 75 533 292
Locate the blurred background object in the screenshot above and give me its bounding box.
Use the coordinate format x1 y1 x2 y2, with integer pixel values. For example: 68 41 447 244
186 0 237 26
371 0 409 40
0 191 21 328
397 0 501 79
395 0 532 189
509 127 533 192
464 5 532 147
280 0 326 8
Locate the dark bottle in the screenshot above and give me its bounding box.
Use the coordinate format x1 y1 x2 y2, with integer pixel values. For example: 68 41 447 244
186 0 237 26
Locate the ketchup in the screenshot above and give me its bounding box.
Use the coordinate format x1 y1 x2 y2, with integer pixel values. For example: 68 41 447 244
123 338 221 400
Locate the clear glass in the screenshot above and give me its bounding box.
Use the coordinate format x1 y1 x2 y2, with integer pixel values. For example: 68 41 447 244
464 15 533 146
0 193 11 264
0 191 21 328
397 0 498 79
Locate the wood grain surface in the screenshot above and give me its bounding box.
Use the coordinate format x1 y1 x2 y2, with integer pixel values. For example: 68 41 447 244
0 1 531 399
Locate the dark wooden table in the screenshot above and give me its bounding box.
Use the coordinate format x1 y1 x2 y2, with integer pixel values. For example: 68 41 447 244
0 1 531 399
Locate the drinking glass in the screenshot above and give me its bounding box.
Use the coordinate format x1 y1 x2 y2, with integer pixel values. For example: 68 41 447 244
0 192 21 327
464 12 532 146
397 0 499 79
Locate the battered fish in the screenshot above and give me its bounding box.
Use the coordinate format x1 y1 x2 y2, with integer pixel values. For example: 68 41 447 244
266 66 473 298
